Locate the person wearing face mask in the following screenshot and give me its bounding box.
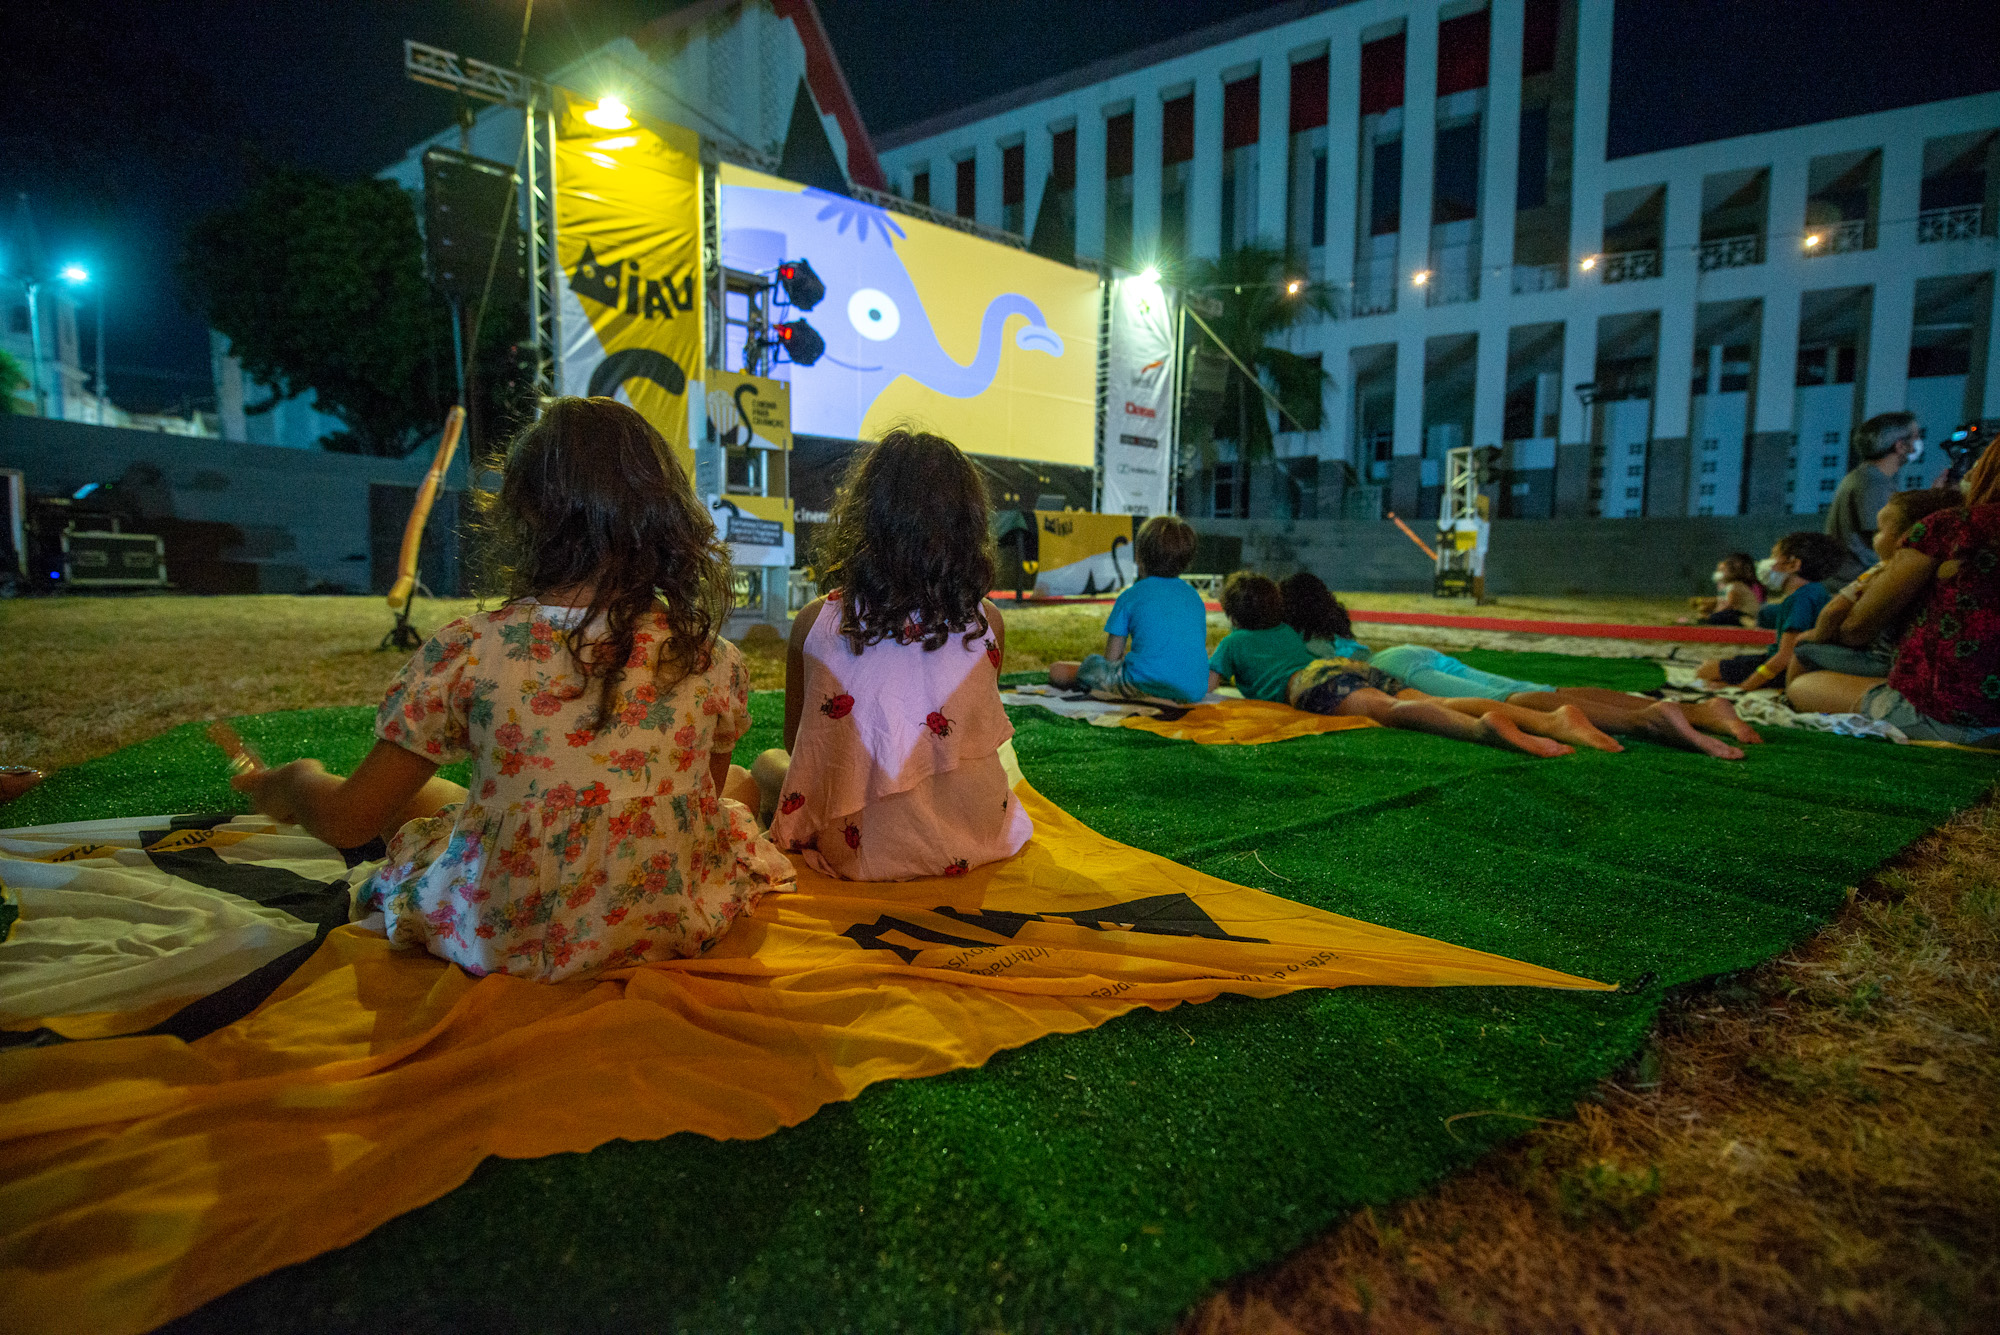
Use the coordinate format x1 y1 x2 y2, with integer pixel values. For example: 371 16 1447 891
1825 411 1925 580
1682 552 1764 627
1696 532 1847 688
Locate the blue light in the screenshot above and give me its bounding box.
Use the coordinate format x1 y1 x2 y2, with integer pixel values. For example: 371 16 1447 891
72 482 100 500
49 571 60 579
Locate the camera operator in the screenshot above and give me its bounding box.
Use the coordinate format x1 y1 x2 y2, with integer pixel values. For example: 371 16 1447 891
1825 411 1924 580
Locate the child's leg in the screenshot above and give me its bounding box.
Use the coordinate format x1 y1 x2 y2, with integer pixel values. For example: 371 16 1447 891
1513 685 1762 746
1785 671 1883 717
378 777 468 844
1333 687 1573 758
723 763 760 811
1504 690 1747 759
1048 661 1080 686
1419 694 1624 752
750 748 790 827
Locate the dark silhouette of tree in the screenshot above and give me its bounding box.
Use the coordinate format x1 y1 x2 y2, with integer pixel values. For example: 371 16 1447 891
182 163 460 456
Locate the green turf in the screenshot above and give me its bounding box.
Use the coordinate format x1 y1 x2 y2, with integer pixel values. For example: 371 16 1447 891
9 651 1995 1335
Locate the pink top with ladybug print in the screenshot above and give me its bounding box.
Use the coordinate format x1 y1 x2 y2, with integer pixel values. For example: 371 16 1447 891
365 600 794 981
770 594 1032 881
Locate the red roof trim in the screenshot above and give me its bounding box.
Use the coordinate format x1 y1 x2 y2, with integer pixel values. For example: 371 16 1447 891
771 0 886 189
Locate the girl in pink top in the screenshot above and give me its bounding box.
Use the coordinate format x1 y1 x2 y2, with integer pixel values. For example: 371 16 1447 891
758 429 1032 880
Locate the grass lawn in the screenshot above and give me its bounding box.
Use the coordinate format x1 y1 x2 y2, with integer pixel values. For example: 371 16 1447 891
4 593 1997 1333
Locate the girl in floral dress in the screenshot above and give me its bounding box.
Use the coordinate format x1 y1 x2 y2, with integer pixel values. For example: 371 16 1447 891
233 397 794 980
756 429 1031 880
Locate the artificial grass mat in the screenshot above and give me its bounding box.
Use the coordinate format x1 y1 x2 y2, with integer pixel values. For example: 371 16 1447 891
7 649 1994 1334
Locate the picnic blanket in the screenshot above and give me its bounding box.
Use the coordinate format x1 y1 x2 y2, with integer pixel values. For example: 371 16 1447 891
999 683 1376 745
0 781 1607 1335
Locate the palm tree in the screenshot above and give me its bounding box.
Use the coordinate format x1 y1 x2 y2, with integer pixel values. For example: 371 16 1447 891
1179 242 1335 470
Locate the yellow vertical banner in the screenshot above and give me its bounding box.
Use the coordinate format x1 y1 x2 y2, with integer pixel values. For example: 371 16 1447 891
554 90 704 465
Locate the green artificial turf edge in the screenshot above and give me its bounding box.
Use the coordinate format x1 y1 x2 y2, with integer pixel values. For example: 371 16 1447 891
7 653 1993 1335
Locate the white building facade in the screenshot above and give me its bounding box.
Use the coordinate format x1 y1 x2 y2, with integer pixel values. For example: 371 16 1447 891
876 0 2000 522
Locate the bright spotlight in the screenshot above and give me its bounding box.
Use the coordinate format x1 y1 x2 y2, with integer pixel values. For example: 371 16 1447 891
1579 254 1598 271
59 265 89 284
1138 265 1161 285
584 95 633 130
1412 270 1431 287
1803 232 1822 249
1285 279 1302 296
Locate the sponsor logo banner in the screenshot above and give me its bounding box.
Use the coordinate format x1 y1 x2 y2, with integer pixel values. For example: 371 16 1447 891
1102 275 1176 516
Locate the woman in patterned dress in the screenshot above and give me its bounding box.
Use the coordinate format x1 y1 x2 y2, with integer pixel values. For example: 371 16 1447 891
232 398 794 979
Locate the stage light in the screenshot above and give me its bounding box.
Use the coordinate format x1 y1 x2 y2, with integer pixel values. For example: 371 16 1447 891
584 95 632 130
1138 265 1160 285
773 318 825 367
1579 254 1598 271
60 265 88 284
1412 269 1431 286
1803 232 1822 249
776 258 825 311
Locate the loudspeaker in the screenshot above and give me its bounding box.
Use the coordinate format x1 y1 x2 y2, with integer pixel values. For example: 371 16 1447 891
422 148 525 308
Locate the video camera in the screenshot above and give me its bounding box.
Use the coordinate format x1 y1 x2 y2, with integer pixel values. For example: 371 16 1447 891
1939 421 1999 488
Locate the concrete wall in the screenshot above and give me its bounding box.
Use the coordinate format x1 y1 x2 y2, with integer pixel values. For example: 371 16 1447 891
0 416 468 594
1196 512 1810 596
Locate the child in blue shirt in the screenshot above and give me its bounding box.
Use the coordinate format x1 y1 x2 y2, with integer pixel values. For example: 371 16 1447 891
1698 532 1847 689
1049 515 1211 703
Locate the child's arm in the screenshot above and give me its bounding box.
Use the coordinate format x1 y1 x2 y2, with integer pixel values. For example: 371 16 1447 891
232 740 444 848
1102 633 1129 663
1838 547 1935 647
983 598 1008 662
1740 631 1807 691
1208 669 1224 694
1801 593 1854 644
782 597 826 751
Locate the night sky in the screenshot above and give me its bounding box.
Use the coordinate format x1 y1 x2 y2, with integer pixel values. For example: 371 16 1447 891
2 0 1993 412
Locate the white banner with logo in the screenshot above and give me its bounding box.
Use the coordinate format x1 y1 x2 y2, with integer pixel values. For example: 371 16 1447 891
1101 275 1177 517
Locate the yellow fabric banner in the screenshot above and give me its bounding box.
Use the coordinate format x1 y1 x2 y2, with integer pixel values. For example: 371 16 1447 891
0 786 1607 1335
1119 701 1382 745
555 90 703 463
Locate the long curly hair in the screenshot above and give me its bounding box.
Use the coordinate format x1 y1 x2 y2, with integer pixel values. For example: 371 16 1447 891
484 396 732 732
1279 570 1353 642
813 428 994 653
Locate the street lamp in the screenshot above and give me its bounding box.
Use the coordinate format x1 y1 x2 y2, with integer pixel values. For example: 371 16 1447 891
58 264 102 424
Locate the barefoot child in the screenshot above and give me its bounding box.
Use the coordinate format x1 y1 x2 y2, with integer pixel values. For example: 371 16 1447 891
1049 515 1210 703
232 397 794 980
757 429 1031 880
1209 572 1620 758
1281 572 1758 758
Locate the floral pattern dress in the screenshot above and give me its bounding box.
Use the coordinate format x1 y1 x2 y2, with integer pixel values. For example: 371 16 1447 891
366 601 794 981
769 594 1031 881
1888 503 2000 728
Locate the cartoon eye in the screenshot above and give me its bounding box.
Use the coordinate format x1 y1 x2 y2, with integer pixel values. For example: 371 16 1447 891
847 288 901 341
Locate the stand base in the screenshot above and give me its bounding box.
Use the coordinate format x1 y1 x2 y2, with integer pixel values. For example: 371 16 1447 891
380 608 423 651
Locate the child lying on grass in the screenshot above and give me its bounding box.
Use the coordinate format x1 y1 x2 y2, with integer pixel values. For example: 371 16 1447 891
1048 515 1211 704
1280 572 1758 758
1208 572 1617 758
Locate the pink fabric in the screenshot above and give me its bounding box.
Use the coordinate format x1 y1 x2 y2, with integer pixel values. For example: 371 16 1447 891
770 597 1032 880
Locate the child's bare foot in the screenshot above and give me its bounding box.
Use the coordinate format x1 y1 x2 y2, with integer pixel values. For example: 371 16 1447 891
1635 701 1744 759
0 766 43 804
1685 698 1763 745
1478 713 1573 758
1544 704 1624 752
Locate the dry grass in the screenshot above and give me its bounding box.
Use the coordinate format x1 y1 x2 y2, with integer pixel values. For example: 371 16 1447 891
1185 800 2000 1335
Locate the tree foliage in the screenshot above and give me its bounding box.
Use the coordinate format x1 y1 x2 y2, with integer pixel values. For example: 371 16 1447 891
182 163 454 455
1181 242 1335 463
0 350 27 414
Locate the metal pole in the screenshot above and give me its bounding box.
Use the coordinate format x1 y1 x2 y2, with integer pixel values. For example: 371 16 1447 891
523 94 544 400
1168 296 1187 516
22 281 44 416
94 286 105 424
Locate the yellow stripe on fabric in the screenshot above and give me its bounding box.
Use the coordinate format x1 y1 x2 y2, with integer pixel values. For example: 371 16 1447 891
1119 700 1381 745
0 783 1605 1335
